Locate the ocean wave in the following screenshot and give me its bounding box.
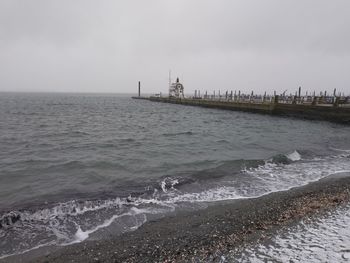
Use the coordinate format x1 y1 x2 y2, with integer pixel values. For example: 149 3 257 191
0 198 127 229
286 150 302 161
1 150 350 259
329 147 350 153
71 207 148 243
268 150 302 165
162 131 194 137
41 160 128 172
160 177 180 193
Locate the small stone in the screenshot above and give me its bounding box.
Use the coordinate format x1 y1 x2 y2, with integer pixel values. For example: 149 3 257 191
342 252 350 260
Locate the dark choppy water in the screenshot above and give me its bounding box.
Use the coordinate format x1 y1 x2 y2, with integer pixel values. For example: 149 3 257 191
1 93 350 258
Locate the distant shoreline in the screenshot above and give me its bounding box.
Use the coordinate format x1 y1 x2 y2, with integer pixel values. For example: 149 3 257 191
7 173 349 263
0 91 138 96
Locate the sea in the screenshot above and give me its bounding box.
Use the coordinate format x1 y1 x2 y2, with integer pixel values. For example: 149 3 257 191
0 93 350 260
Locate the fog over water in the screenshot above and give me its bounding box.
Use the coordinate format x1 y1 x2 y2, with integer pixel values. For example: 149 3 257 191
1 0 350 94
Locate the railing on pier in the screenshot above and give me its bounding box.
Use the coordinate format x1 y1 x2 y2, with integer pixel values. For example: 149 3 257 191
143 92 350 124
188 94 350 107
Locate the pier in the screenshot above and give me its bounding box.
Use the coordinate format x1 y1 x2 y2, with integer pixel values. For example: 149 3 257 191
132 81 350 124
132 95 350 124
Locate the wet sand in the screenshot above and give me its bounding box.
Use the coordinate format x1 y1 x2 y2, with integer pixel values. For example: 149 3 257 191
6 173 350 262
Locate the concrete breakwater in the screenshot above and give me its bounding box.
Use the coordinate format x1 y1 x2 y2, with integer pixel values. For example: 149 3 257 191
132 96 350 124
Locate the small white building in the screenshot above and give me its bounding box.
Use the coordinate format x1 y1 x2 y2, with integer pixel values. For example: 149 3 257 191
169 77 184 98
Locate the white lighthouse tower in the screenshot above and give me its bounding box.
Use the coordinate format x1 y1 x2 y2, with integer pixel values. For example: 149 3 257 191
169 77 184 98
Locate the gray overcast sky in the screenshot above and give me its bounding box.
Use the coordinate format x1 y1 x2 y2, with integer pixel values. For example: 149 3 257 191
0 0 350 95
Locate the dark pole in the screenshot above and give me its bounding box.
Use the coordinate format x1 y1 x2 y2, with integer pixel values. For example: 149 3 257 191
138 81 141 97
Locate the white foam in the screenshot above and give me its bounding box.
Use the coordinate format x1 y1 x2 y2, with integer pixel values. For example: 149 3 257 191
159 152 350 205
160 177 180 193
74 226 89 242
1 151 350 259
244 153 350 192
17 197 127 223
0 241 56 260
69 207 150 244
286 150 301 161
160 180 167 193
164 186 247 203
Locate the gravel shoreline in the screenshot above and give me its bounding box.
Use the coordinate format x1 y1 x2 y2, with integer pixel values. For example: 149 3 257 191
5 173 350 263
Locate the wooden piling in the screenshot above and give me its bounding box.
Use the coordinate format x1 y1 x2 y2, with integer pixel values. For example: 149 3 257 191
138 81 141 97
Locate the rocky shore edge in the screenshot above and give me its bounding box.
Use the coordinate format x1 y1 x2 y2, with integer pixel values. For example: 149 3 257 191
7 173 350 262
